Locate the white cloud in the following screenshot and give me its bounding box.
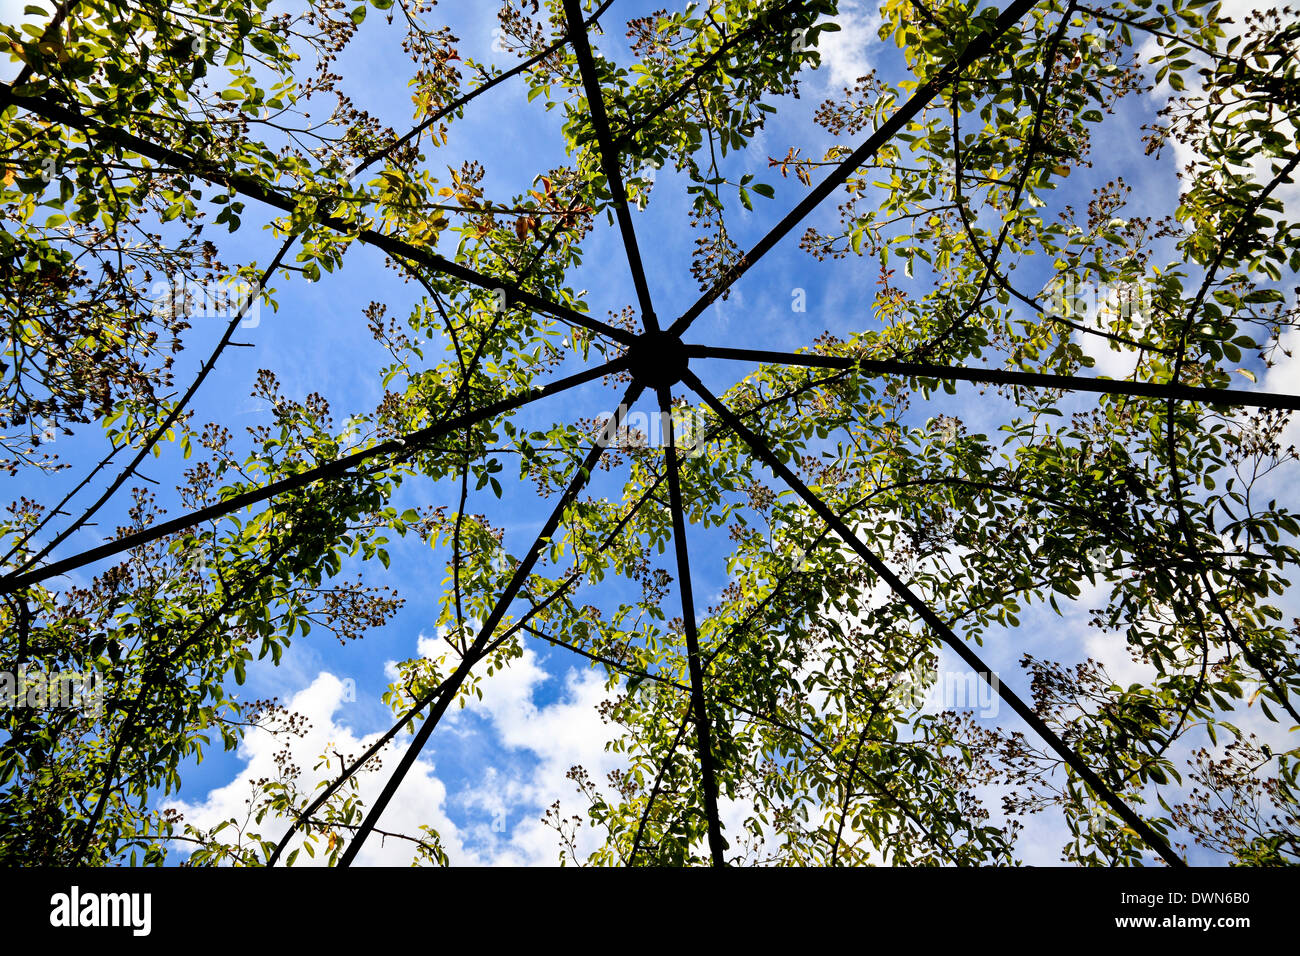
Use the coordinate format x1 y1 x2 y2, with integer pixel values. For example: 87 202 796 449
170 671 472 865
451 653 620 864
172 641 623 866
816 0 883 89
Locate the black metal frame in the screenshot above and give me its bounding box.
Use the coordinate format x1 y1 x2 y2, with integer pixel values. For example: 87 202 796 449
6 0 1293 867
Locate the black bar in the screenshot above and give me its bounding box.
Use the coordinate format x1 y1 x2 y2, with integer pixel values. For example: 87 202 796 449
667 0 1042 336
0 361 623 594
658 386 727 866
11 867 1279 934
687 345 1300 411
336 383 644 864
0 86 638 348
561 0 660 332
684 369 1186 868
352 0 619 174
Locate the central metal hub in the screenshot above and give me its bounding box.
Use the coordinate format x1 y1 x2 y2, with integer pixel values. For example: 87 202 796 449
626 330 689 389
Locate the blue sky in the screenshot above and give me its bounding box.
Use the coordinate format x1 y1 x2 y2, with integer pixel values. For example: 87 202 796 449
4 0 1298 865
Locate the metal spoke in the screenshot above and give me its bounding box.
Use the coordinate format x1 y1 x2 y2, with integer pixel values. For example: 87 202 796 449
561 0 659 331
352 0 620 175
275 453 677 864
686 344 1300 410
0 360 623 594
684 369 1186 868
337 382 645 865
658 386 726 865
667 0 1041 336
0 86 638 349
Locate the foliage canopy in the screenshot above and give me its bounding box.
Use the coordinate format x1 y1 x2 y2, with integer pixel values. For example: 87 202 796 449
1 0 1299 866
